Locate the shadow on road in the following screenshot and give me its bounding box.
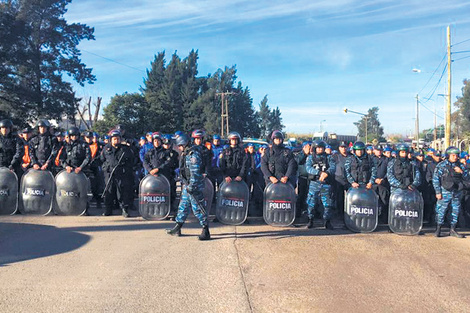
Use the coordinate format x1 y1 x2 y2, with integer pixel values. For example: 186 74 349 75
0 223 91 267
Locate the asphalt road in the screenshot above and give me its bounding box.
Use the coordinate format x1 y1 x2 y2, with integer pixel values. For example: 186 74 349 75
1 211 470 313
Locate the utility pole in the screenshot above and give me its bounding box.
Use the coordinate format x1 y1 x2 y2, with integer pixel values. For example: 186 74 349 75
415 94 419 143
216 92 234 137
445 25 452 149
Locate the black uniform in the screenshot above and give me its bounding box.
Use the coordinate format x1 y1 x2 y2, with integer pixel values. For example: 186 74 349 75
100 143 135 215
29 133 59 170
295 150 310 217
424 158 439 224
62 139 91 171
84 141 103 202
0 131 24 179
373 154 390 222
333 151 350 219
219 145 248 180
261 144 297 187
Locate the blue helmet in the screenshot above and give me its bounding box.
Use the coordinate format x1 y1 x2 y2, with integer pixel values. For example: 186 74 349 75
383 146 393 152
162 134 172 144
103 135 109 140
396 143 409 152
175 134 189 146
302 141 312 148
445 146 460 157
325 144 332 149
460 151 468 158
174 130 184 137
213 134 221 140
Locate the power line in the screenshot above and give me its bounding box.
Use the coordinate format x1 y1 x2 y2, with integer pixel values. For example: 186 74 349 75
452 38 470 47
454 55 470 62
81 49 145 73
421 63 447 104
418 100 444 120
417 53 446 95
452 50 470 54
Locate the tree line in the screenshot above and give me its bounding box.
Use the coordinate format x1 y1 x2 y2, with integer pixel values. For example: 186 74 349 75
94 51 284 139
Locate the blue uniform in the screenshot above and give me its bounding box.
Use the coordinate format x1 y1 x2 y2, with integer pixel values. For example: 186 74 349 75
175 145 208 226
305 153 336 220
432 160 468 226
139 142 154 174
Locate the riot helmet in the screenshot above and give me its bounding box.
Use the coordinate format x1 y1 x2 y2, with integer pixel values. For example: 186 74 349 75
175 133 189 146
228 131 241 144
271 130 284 141
0 119 13 129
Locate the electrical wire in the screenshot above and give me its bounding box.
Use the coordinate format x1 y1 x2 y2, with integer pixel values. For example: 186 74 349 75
418 100 444 120
454 55 470 62
417 53 446 95
452 50 470 54
81 49 145 73
452 38 470 47
420 63 447 104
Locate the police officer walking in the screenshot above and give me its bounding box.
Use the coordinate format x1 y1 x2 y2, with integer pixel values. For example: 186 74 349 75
433 146 468 238
166 133 210 240
305 140 336 230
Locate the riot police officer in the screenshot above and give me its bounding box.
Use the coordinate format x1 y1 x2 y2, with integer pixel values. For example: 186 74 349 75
424 149 441 225
333 141 350 220
387 143 420 193
296 141 311 217
83 131 103 205
0 119 24 179
166 133 210 240
345 141 377 190
433 146 468 238
219 132 248 182
305 140 336 230
62 127 91 174
20 127 34 171
161 134 179 210
191 129 212 177
211 134 224 189
372 145 390 223
100 130 135 217
261 130 297 187
29 120 59 172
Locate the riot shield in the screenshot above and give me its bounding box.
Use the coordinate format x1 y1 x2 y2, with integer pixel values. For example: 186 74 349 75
203 178 214 217
344 187 379 233
263 183 296 226
54 170 89 216
19 169 54 215
139 174 171 220
388 188 424 235
216 180 250 225
0 167 18 215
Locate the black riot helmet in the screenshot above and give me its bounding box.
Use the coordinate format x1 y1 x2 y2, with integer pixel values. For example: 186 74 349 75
37 119 51 128
68 126 80 136
0 119 13 129
228 131 242 144
271 130 284 141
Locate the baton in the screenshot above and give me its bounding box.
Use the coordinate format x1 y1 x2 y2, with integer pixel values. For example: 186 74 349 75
101 152 125 198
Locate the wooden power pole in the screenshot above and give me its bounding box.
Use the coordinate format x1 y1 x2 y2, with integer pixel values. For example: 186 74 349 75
445 25 452 149
216 92 234 137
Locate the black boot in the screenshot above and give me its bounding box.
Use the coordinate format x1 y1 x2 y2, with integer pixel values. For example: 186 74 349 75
450 226 465 238
198 225 211 241
324 219 334 230
306 217 314 229
166 222 183 236
102 206 112 216
434 225 442 237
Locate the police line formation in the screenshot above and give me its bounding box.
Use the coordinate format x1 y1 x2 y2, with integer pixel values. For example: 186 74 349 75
0 119 469 241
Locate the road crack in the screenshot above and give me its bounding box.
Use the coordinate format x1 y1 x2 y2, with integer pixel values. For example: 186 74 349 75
233 226 254 313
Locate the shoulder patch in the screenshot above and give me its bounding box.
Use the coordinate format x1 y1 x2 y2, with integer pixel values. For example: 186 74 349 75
190 156 198 164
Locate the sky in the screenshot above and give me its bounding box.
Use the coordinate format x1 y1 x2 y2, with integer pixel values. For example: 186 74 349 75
64 0 470 136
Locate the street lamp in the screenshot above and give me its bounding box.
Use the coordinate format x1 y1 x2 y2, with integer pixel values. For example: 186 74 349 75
344 108 368 143
320 119 326 132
